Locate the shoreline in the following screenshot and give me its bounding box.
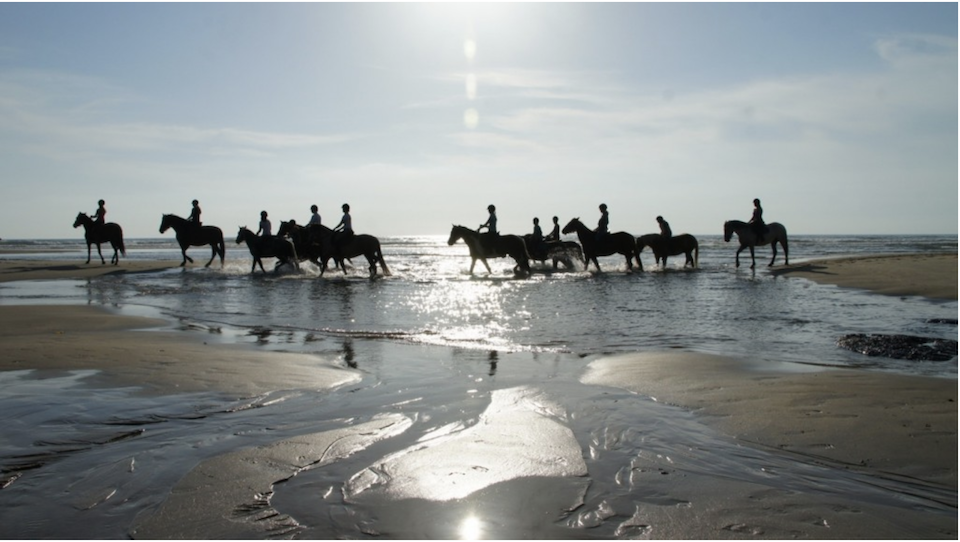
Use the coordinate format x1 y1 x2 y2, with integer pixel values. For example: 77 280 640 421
772 252 957 300
0 252 956 538
0 259 184 283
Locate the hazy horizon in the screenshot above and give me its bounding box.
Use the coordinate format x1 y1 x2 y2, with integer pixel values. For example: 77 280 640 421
1 3 956 239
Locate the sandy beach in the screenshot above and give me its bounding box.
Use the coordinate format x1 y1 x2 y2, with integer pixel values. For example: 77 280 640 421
771 252 958 300
0 253 956 538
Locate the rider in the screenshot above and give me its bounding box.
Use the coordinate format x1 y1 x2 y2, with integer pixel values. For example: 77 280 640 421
257 210 272 237
308 204 322 226
656 216 672 240
531 217 546 257
545 216 561 242
595 203 609 242
188 199 202 229
749 198 766 240
333 203 354 253
478 204 498 254
93 199 106 224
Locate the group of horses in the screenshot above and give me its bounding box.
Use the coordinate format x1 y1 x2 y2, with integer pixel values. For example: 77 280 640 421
447 217 789 275
72 211 789 276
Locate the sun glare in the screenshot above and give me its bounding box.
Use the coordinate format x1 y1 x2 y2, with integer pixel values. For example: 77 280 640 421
463 38 477 60
459 515 483 539
463 108 479 129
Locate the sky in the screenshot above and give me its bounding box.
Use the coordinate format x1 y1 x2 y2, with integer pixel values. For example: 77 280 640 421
0 2 956 239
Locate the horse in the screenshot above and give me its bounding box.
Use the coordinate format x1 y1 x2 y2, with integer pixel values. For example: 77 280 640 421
159 214 225 268
523 235 584 270
303 224 390 277
277 221 322 266
73 212 126 265
561 218 640 272
637 233 699 268
235 227 300 274
448 225 531 276
277 220 355 273
723 220 789 268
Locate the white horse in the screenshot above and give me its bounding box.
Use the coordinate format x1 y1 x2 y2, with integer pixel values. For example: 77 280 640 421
723 220 789 268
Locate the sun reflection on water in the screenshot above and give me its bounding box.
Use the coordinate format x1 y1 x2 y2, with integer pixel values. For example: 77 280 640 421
459 515 483 539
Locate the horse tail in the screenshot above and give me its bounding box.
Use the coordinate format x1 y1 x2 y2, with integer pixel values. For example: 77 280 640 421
217 232 226 263
377 244 391 276
693 238 699 268
117 225 127 256
779 224 789 262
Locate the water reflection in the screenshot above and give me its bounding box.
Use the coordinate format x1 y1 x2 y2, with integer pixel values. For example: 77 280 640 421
459 515 482 539
343 338 357 369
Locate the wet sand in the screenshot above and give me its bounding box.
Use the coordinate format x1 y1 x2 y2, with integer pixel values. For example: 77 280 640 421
0 259 183 283
772 252 958 300
0 254 956 538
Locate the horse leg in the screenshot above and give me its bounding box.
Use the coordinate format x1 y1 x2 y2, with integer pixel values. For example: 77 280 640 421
590 255 601 272
735 245 744 268
768 242 778 267
205 246 217 268
84 242 92 264
95 243 106 265
749 246 756 269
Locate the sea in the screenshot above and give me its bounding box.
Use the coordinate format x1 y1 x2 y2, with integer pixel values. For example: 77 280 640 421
0 233 956 538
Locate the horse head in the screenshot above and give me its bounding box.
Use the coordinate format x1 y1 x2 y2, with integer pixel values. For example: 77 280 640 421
236 226 250 244
73 212 88 229
277 220 295 238
159 214 172 234
561 218 581 235
722 221 733 242
448 225 466 246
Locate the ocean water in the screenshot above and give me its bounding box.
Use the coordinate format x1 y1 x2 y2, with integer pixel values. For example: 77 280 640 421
0 233 956 538
2 233 957 377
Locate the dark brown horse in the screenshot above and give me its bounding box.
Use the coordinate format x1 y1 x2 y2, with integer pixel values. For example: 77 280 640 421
637 233 699 268
235 227 300 274
561 218 640 272
73 212 126 265
277 220 353 273
159 214 225 267
448 225 531 276
305 224 391 277
723 220 789 268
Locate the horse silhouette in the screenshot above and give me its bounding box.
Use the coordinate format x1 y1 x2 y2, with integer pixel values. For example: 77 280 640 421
73 212 126 265
723 220 789 268
235 227 300 274
306 224 390 277
637 233 699 268
159 214 225 267
448 225 531 276
561 218 640 272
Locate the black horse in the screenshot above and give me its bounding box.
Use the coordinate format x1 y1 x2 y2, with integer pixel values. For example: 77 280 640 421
637 233 699 268
159 214 225 267
281 222 390 277
236 227 300 274
561 218 640 272
73 212 126 265
448 225 531 276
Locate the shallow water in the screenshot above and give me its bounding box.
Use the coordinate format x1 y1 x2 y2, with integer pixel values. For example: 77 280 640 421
0 234 956 538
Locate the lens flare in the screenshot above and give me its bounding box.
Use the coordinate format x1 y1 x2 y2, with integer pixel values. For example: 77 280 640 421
459 515 482 539
463 38 477 61
463 108 479 129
